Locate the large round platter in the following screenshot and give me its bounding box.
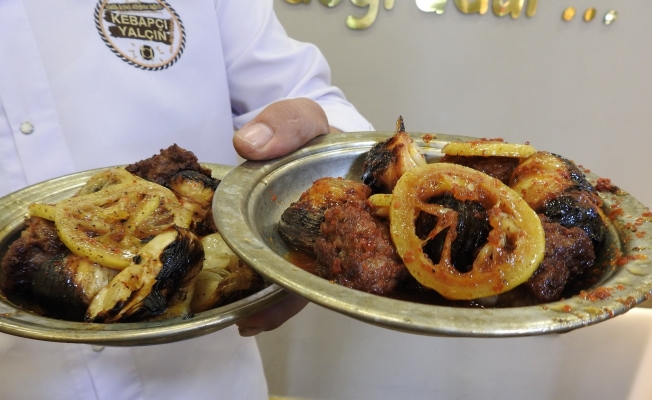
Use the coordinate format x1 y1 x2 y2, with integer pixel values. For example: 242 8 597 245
215 132 652 337
0 164 287 346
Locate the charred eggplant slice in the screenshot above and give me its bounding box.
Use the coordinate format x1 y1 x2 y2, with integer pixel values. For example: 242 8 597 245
510 151 606 246
278 177 372 253
1 217 69 305
540 193 606 244
86 228 204 323
32 254 117 321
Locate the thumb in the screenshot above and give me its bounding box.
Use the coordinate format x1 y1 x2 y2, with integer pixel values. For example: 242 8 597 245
233 98 330 160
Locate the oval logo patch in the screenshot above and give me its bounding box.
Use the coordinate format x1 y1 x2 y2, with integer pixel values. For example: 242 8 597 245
95 0 186 71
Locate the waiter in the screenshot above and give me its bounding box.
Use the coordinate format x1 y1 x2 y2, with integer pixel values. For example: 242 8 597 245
0 0 372 398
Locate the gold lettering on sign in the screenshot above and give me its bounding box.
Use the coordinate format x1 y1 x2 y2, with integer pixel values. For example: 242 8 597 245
583 7 596 22
492 0 524 18
562 7 576 21
347 0 379 29
455 0 489 15
346 0 393 30
282 0 616 29
525 0 537 17
416 0 447 14
603 10 617 25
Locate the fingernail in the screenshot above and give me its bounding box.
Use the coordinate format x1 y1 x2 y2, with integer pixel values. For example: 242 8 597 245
236 123 273 148
238 326 265 337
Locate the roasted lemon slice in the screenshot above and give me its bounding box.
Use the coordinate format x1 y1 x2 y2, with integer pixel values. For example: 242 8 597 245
442 140 537 158
54 172 192 270
28 168 137 221
389 163 545 300
28 203 57 220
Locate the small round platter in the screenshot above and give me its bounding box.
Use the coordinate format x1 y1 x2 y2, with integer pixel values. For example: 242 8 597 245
0 164 287 346
214 131 652 337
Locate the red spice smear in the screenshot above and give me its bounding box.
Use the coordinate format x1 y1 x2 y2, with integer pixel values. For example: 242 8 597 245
616 255 633 267
482 138 505 142
595 177 616 192
608 208 624 220
579 287 613 301
421 134 436 144
624 222 638 232
403 250 414 263
493 281 505 293
616 254 649 266
618 296 637 308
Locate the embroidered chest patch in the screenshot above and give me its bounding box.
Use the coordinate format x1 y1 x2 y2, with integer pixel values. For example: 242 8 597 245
95 0 185 70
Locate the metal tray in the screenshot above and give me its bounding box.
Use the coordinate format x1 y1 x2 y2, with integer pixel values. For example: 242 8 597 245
214 131 652 337
0 164 287 346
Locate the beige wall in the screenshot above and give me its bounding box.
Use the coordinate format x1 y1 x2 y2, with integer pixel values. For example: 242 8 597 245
275 0 652 207
257 2 652 399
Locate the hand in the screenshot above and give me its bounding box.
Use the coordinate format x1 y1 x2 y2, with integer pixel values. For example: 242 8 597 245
233 98 331 336
237 294 308 337
233 97 333 160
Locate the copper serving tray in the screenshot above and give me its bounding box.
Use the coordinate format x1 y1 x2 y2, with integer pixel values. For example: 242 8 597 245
0 164 287 346
214 132 652 337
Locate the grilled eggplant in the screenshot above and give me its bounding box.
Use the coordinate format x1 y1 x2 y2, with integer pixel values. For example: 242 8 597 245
1 217 69 305
510 151 606 245
32 254 117 321
278 177 372 253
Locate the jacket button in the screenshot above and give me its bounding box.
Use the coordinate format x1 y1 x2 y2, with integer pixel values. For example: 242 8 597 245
19 121 34 134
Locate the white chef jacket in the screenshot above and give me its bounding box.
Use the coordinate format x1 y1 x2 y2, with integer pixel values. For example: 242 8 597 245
0 0 372 399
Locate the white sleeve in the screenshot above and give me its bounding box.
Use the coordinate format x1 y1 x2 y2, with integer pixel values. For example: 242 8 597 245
215 0 373 132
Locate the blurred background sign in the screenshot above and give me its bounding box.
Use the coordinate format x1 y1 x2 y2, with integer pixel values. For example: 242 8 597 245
276 0 651 208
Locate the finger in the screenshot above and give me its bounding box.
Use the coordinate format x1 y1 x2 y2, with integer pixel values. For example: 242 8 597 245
233 98 329 160
236 293 308 337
